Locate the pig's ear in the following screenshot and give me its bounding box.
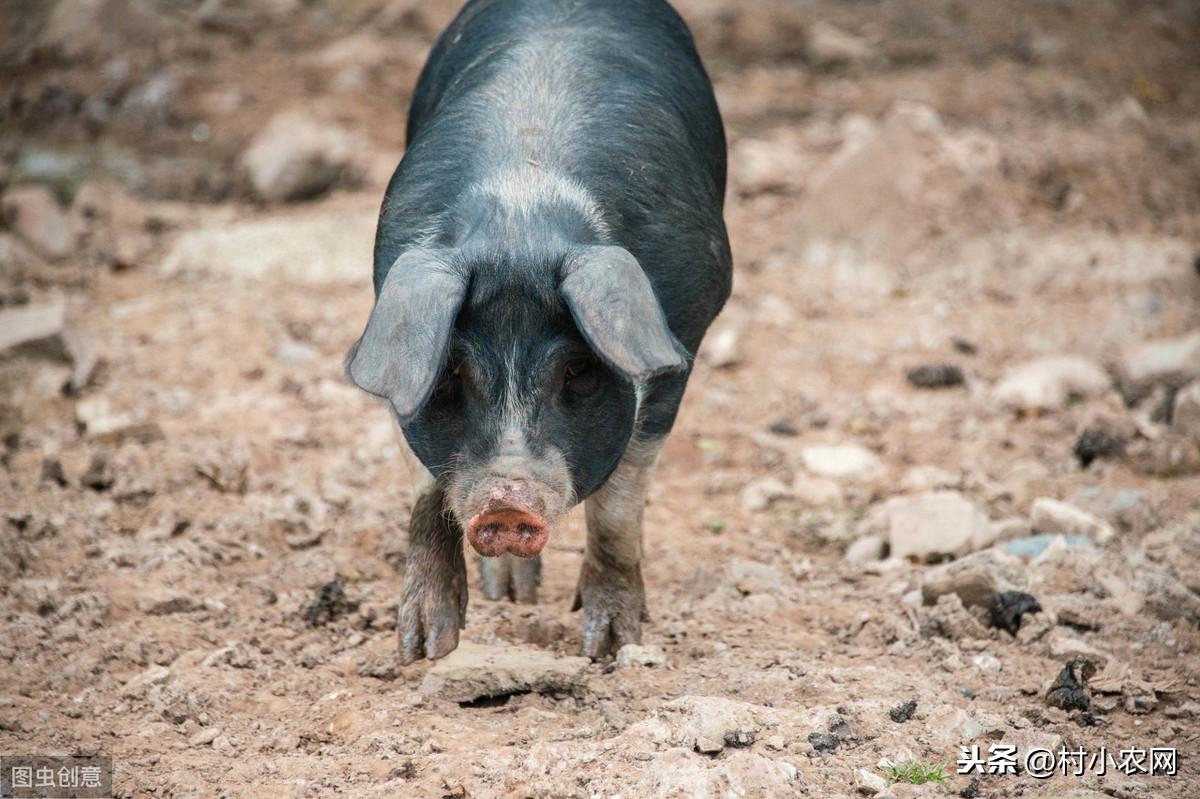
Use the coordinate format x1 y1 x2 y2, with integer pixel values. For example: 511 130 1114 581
560 246 689 382
345 249 467 424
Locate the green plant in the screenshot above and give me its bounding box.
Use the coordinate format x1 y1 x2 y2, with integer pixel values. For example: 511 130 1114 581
882 760 950 786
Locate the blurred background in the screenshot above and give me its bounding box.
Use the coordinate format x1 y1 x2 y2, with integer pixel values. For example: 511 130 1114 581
2 1 1200 797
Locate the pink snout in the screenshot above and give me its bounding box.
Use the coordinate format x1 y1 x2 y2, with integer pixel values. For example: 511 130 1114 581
464 482 552 558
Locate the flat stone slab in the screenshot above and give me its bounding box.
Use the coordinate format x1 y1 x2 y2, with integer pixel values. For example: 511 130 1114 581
420 641 589 702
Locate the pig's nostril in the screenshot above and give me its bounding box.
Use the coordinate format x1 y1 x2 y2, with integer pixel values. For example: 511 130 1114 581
517 523 536 537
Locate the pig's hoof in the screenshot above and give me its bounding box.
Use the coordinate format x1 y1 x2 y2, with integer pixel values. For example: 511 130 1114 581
397 557 468 665
571 563 646 659
478 553 541 604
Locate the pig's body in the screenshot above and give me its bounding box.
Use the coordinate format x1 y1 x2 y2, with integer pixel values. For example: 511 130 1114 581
348 0 731 662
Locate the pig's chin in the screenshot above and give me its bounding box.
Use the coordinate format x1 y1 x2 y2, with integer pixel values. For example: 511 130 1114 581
461 480 561 559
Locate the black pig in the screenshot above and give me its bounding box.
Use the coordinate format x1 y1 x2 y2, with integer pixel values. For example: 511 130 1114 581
347 0 731 662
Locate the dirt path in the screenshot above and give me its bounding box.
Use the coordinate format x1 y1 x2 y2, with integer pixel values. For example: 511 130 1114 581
3 2 1200 797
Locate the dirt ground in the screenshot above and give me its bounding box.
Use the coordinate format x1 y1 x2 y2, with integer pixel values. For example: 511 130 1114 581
3 1 1200 797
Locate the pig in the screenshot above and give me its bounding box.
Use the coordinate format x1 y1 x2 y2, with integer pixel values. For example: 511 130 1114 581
346 0 731 663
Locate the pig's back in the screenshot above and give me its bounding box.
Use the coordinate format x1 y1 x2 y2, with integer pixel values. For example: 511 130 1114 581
378 0 731 352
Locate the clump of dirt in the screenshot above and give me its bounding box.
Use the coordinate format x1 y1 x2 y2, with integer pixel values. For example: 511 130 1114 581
984 591 1043 635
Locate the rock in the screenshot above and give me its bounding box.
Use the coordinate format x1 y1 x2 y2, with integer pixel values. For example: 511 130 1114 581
1031 498 1115 544
900 465 960 492
615 644 667 669
730 133 807 196
0 299 98 391
1047 632 1107 666
1138 572 1200 626
1066 487 1156 535
906 364 965 389
74 396 164 444
660 696 771 754
972 652 1001 674
420 642 588 702
865 491 994 562
141 592 202 616
792 476 843 506
805 21 874 67
921 549 1025 607
189 727 221 747
1002 729 1064 767
727 559 786 596
1121 331 1200 393
856 768 888 794
160 206 375 284
739 476 791 513
1172 381 1200 442
925 706 984 746
1045 659 1095 712
72 179 152 267
1 185 73 260
705 326 742 368
357 652 398 680
122 665 170 697
801 444 883 480
1000 534 1092 559
845 534 887 563
240 109 356 202
992 356 1111 412
807 731 839 753
192 443 250 494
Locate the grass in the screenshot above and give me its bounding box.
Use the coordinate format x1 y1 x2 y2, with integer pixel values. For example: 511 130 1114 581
882 761 951 787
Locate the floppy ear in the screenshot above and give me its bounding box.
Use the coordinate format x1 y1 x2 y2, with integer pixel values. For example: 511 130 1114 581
346 249 467 424
560 246 689 382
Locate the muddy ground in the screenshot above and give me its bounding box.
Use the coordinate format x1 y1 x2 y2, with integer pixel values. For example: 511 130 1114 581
2 1 1200 797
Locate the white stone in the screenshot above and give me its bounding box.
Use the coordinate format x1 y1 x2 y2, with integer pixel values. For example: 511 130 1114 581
864 491 994 561
1122 332 1200 391
1 184 72 259
1172 381 1200 442
240 109 355 202
801 444 883 480
160 206 375 284
739 476 791 513
705 326 742 368
122 665 170 697
1031 498 1115 543
845 534 887 563
615 644 668 669
419 641 588 702
992 356 1111 411
791 476 843 506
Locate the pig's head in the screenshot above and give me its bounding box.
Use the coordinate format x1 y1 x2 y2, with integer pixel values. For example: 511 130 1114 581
346 245 688 558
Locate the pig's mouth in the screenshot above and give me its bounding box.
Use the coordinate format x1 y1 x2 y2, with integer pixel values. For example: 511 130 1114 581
463 480 558 558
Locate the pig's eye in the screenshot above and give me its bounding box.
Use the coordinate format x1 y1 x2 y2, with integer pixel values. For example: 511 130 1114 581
563 357 600 398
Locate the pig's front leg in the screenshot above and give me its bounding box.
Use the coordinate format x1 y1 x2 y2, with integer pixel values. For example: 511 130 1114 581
573 437 663 659
478 553 541 604
398 482 468 664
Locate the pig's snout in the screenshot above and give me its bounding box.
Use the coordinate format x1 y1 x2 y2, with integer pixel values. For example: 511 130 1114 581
465 482 553 558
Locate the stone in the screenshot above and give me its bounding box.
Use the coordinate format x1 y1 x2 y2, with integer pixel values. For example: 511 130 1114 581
1002 729 1064 767
705 326 742 368
1172 381 1200 442
239 109 356 202
615 644 667 669
900 465 960 492
925 706 984 747
1121 331 1200 393
1031 498 1115 544
74 396 164 444
1 184 73 259
121 665 170 697
661 696 771 754
1047 632 1107 666
739 476 791 513
864 491 994 561
189 727 221 747
992 356 1111 412
1000 534 1092 559
140 592 202 616
792 476 843 506
845 534 887 563
801 444 883 480
921 549 1025 607
159 206 375 284
857 768 888 794
905 364 965 389
419 642 588 702
805 21 875 68
1138 572 1200 626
